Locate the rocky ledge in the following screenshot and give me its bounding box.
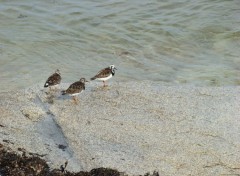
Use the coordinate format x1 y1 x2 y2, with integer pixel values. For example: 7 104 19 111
0 82 239 175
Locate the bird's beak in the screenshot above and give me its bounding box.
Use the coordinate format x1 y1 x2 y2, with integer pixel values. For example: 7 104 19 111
85 80 89 82
115 68 117 70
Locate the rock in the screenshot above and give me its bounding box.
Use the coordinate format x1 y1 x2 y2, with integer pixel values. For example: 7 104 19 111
0 82 239 175
20 106 46 121
0 143 158 176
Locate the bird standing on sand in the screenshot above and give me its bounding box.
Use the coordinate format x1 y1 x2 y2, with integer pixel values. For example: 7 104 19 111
91 65 117 87
44 69 61 90
62 78 88 104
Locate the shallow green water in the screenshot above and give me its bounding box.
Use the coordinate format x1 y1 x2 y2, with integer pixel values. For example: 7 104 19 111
0 0 240 92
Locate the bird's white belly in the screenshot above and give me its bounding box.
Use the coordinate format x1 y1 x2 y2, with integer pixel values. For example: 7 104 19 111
96 74 112 81
51 84 60 87
69 92 82 96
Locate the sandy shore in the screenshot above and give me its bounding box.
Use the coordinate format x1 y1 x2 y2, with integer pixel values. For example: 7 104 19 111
0 82 239 175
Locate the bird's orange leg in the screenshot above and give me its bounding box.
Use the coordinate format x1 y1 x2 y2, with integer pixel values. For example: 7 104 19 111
72 96 78 105
103 81 108 87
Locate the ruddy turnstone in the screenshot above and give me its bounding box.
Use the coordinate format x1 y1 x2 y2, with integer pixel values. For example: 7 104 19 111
44 69 61 90
61 78 88 104
90 65 117 87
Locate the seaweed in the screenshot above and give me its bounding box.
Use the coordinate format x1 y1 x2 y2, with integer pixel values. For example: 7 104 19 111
0 143 159 176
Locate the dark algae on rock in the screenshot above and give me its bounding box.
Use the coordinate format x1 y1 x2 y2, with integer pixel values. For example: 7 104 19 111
0 144 49 175
0 143 159 176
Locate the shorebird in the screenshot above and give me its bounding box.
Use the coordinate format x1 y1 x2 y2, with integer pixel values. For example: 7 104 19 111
91 65 117 87
61 78 88 104
44 69 61 90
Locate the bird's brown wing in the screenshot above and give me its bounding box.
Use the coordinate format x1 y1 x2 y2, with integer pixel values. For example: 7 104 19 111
91 67 112 79
66 81 85 94
45 73 61 86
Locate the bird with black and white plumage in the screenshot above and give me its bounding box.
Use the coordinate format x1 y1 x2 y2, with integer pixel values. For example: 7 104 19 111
62 78 88 104
44 69 61 90
90 65 117 87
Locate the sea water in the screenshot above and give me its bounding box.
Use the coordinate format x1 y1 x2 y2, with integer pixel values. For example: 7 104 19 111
0 0 239 92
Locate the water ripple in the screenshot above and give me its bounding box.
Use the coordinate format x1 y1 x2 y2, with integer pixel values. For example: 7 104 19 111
0 0 239 92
